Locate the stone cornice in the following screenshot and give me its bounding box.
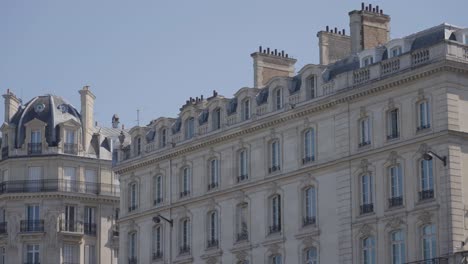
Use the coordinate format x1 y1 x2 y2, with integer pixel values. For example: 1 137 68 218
0 192 119 203
114 60 468 175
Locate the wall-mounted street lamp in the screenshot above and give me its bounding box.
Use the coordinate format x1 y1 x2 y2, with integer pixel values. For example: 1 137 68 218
153 214 173 227
423 151 447 167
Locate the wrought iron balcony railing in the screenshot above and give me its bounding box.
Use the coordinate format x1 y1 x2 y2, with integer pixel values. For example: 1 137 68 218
269 224 281 234
28 143 42 154
387 132 400 140
302 155 315 164
84 223 97 236
59 220 83 233
419 189 434 201
417 124 431 131
128 205 138 212
237 174 248 183
207 239 218 248
236 231 248 242
180 190 190 198
207 182 218 191
358 141 371 148
360 203 374 214
179 244 190 254
303 216 316 226
389 196 403 207
404 257 448 264
268 165 280 173
20 220 44 232
0 179 119 196
63 143 78 155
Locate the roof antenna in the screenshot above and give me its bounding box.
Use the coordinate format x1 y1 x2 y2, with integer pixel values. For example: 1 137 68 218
136 109 140 126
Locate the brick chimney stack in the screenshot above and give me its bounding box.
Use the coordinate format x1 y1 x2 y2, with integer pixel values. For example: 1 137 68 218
251 46 297 88
349 3 391 53
79 85 96 152
317 27 351 65
2 89 20 123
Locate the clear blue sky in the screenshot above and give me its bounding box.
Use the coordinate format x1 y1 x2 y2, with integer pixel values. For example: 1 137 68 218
1 0 466 128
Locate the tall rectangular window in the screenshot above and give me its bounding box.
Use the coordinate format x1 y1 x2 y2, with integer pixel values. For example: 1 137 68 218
304 187 316 226
207 211 218 248
128 232 137 259
63 244 79 264
154 176 163 205
26 244 40 264
85 169 97 194
64 205 76 232
185 118 195 139
27 205 40 221
387 109 399 139
0 247 5 264
391 230 405 264
28 167 42 192
84 207 96 236
270 140 280 173
420 159 434 200
129 183 138 211
236 203 248 241
208 159 219 190
422 225 436 260
84 245 96 264
275 89 283 110
213 109 221 130
360 175 373 214
153 226 162 259
160 128 167 148
242 99 250 121
29 130 42 154
63 167 77 192
238 149 248 182
308 76 316 99
303 129 315 164
418 101 430 130
180 219 191 254
389 165 403 207
31 130 41 143
65 129 75 144
362 237 376 264
359 118 371 147
270 195 281 234
181 167 190 197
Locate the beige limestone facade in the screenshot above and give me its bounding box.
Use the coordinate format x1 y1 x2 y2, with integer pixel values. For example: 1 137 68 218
0 87 122 264
114 4 468 264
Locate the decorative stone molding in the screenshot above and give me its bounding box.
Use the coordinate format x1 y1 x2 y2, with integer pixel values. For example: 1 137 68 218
388 98 395 109
359 106 367 118
387 151 399 165
235 250 248 262
267 243 281 254
385 217 405 230
358 224 373 238
417 211 433 225
360 159 371 173
417 143 429 155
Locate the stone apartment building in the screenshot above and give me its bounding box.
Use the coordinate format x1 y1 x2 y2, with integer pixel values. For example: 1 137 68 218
0 86 122 263
114 3 468 264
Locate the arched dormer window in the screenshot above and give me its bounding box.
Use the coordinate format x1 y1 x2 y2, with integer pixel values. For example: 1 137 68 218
184 117 195 140
160 128 167 148
362 56 374 67
274 88 283 110
390 46 402 58
134 137 141 156
212 108 221 131
307 75 316 99
241 99 250 121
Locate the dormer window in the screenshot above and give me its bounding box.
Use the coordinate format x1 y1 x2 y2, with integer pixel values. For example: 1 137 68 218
185 118 195 140
160 128 167 148
307 76 316 99
274 88 283 110
29 130 42 155
362 56 374 67
212 108 221 130
134 137 141 156
390 46 402 58
64 129 77 154
242 99 250 121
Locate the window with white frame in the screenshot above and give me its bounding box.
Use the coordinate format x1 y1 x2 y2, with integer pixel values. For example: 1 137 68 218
238 149 249 182
31 129 41 144
307 75 316 99
236 203 248 242
84 245 96 264
274 88 283 110
304 247 318 264
212 108 221 130
185 117 195 139
180 218 191 254
242 99 250 121
63 244 79 264
270 255 282 264
360 174 374 214
303 187 317 226
154 175 163 205
417 101 430 130
419 159 434 200
387 108 399 139
25 244 40 264
422 224 436 260
390 46 402 57
208 159 219 191
303 128 315 164
362 237 376 264
391 230 405 264
359 117 371 147
269 140 281 173
128 232 137 260
180 167 191 198
207 211 219 248
362 56 374 67
269 195 281 234
153 225 163 259
64 205 77 232
160 128 167 148
64 129 76 154
389 165 403 207
84 169 97 193
26 205 40 232
128 182 138 212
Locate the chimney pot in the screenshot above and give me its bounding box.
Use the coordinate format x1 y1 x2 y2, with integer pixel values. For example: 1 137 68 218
343 29 346 35
259 46 262 52
274 49 277 56
365 6 368 11
334 27 337 33
376 5 379 12
369 4 372 10
326 25 329 32
380 9 383 14
281 50 285 57
267 47 270 53
361 2 365 10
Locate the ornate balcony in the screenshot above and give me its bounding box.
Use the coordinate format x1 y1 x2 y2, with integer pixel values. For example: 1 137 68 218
358 141 371 148
180 190 190 198
303 216 316 226
179 244 190 254
417 124 431 131
360 203 374 214
302 156 315 164
207 239 218 248
28 143 42 155
59 220 83 233
268 165 280 173
388 196 403 207
20 220 44 233
0 179 119 197
237 174 248 183
387 132 400 140
207 182 218 191
84 223 97 236
63 143 78 155
268 224 281 234
419 189 434 201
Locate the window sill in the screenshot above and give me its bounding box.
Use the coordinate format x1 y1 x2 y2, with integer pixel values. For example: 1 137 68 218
385 204 405 213
356 211 376 220
416 126 431 134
